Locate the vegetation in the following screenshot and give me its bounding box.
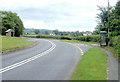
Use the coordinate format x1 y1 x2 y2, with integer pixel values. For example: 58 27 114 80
24 34 39 37
71 48 107 80
73 35 100 42
1 36 34 52
95 1 120 60
95 1 120 36
25 28 93 37
109 36 120 60
61 40 99 44
34 29 40 34
24 34 100 43
0 11 24 37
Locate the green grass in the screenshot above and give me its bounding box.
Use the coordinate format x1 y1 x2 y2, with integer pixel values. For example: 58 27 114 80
61 39 99 44
1 36 34 52
71 48 107 80
105 46 119 60
24 34 39 37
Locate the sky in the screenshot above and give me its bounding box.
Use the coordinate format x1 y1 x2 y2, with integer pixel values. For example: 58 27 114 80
0 0 118 32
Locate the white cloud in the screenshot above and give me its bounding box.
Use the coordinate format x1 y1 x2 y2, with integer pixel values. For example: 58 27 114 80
0 0 118 32
23 20 46 29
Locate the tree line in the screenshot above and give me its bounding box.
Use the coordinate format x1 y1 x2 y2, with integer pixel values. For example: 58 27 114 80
30 29 93 37
0 11 24 37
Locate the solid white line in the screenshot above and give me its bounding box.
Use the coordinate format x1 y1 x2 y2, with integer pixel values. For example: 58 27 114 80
0 40 56 73
75 46 84 55
68 43 84 55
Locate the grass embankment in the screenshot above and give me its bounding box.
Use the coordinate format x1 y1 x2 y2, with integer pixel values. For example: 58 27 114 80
71 48 107 80
109 36 120 60
1 36 34 53
61 39 99 44
24 34 39 37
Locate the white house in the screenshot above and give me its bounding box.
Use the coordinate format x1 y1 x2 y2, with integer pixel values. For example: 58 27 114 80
83 32 92 36
50 33 55 36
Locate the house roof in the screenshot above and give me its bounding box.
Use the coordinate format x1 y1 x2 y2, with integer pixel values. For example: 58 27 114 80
6 29 14 32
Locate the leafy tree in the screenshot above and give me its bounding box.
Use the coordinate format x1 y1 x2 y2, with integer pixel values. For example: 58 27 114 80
109 1 120 36
34 29 40 34
93 30 99 35
96 1 120 36
96 6 111 32
0 11 24 36
53 29 59 35
0 26 7 35
44 30 49 35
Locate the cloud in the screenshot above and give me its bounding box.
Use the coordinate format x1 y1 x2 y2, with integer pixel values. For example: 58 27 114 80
0 0 118 32
23 20 46 29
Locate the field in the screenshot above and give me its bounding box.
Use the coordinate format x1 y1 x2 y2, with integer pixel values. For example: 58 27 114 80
71 48 107 80
1 36 34 52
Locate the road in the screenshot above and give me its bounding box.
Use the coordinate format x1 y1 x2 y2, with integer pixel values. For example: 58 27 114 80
0 38 118 81
0 38 92 80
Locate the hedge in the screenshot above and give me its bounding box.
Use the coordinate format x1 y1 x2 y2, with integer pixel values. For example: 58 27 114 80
36 35 72 40
73 35 100 42
109 36 120 60
24 34 100 42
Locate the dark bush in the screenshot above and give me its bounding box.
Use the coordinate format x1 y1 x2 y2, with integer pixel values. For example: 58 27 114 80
61 36 72 40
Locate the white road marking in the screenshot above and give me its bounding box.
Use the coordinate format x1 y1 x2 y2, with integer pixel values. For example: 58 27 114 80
68 43 84 55
75 46 84 55
0 40 56 73
76 44 89 47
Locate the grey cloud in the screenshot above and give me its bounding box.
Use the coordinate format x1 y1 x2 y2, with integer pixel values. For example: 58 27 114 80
12 3 75 23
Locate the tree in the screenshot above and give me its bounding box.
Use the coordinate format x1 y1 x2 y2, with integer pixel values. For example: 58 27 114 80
93 29 99 35
34 29 40 34
53 29 59 35
44 30 49 35
0 26 6 35
0 11 24 36
96 1 120 36
96 6 111 32
109 1 120 36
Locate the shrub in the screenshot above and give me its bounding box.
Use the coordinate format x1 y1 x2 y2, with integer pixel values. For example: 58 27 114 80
60 36 72 40
73 35 100 42
36 35 72 40
110 36 120 60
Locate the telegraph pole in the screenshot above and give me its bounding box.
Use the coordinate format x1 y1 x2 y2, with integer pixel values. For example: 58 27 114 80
107 0 110 46
108 0 110 37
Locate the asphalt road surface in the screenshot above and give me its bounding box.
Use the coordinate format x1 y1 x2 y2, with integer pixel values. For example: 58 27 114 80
0 38 118 80
1 38 91 80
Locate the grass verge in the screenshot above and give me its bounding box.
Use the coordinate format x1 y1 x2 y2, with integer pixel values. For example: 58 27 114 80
71 48 107 80
24 34 39 37
105 46 119 61
1 36 35 53
61 39 99 44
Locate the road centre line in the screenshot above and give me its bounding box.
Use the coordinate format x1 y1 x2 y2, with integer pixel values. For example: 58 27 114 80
0 40 56 73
